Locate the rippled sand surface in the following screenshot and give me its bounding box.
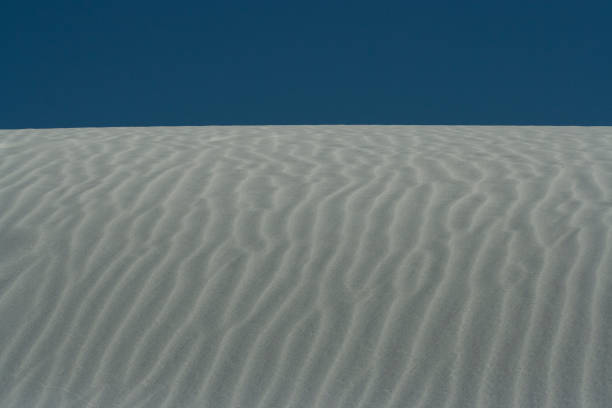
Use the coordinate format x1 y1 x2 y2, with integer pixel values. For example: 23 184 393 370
0 126 611 407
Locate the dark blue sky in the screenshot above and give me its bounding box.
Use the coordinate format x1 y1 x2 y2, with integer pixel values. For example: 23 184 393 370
2 1 611 128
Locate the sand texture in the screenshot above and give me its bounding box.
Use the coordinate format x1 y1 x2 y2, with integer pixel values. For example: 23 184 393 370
0 125 611 407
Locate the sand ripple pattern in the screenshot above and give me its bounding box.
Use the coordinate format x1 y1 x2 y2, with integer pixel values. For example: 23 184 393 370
0 126 611 407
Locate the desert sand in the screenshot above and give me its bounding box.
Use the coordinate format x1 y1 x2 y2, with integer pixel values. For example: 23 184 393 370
0 125 611 407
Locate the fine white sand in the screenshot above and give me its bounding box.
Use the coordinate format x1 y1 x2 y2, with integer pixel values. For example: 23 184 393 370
0 125 611 407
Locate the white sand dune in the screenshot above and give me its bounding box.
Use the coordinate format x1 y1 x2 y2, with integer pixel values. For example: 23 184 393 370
0 125 611 407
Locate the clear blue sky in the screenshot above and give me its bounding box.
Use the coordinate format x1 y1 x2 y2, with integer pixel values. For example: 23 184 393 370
2 1 611 128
